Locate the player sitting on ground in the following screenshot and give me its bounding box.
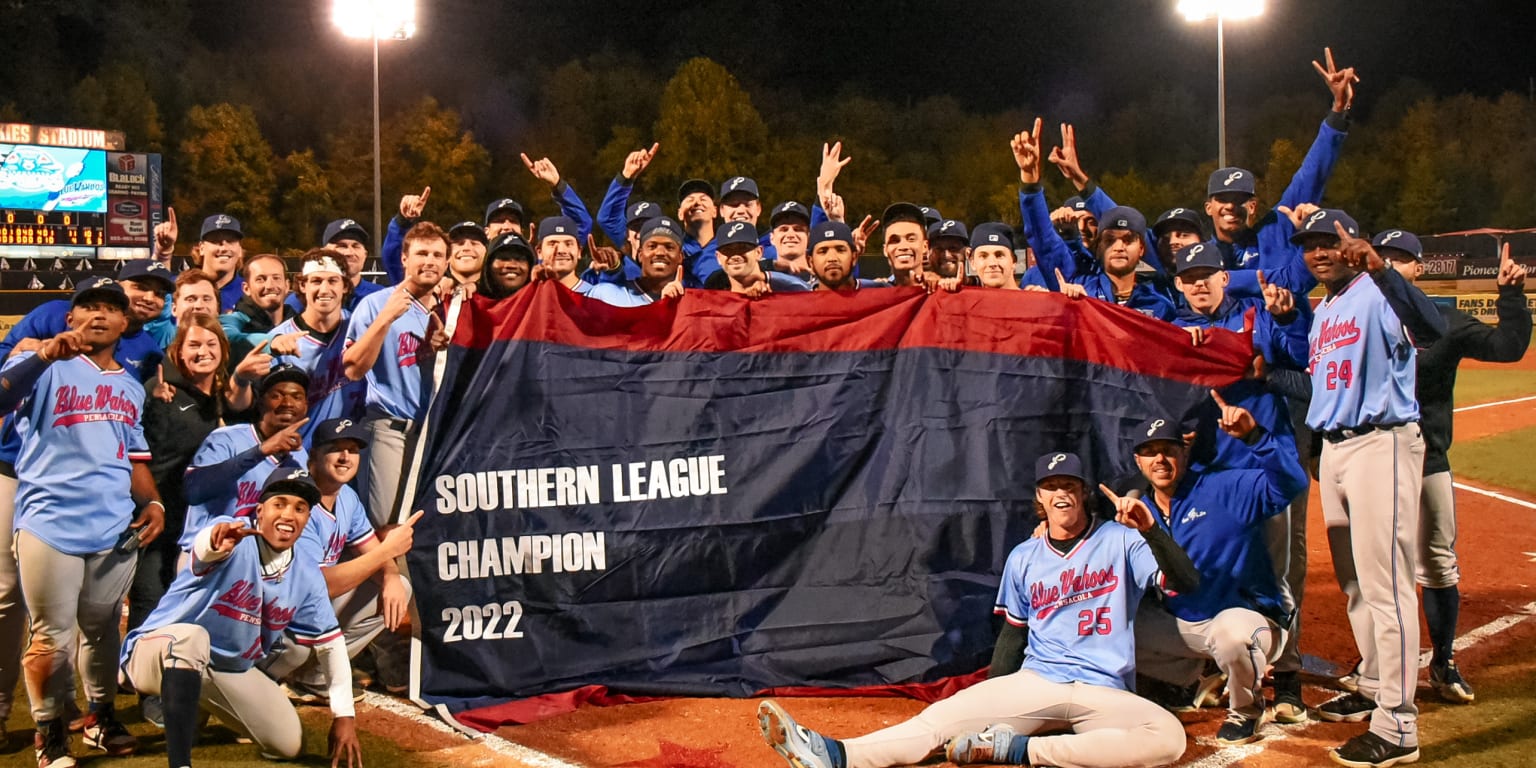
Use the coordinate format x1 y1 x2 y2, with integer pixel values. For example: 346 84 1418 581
756 451 1200 768
122 465 361 768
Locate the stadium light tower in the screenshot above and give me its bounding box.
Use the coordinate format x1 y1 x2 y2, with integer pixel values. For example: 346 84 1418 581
1178 0 1264 168
332 0 417 257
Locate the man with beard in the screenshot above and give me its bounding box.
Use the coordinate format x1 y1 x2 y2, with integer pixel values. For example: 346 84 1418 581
873 203 929 288
319 218 387 309
807 223 862 292
712 223 810 296
220 254 295 366
927 219 969 282
179 365 311 549
269 251 367 446
586 218 688 307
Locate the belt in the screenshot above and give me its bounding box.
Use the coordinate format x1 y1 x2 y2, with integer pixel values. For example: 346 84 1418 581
370 416 413 433
1322 421 1410 444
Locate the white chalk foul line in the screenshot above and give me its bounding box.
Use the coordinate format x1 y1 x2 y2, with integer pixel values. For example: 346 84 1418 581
1452 481 1536 511
1418 601 1536 667
360 691 584 768
1453 394 1536 413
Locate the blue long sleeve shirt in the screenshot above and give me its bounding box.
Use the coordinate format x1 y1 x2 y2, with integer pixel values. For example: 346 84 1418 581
1018 186 1176 321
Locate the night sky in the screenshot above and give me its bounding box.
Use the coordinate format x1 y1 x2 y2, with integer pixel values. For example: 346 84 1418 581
208 0 1534 126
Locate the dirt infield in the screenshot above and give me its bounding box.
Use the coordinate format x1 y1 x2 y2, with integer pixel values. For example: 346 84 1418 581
442 471 1535 768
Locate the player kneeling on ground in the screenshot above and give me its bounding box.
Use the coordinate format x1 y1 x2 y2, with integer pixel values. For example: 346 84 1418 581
262 418 421 702
121 466 362 768
757 452 1199 768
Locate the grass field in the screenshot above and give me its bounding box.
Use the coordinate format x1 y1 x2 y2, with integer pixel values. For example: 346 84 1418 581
1 361 1534 767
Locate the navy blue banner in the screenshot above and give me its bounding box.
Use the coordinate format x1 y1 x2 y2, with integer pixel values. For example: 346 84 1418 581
405 284 1251 709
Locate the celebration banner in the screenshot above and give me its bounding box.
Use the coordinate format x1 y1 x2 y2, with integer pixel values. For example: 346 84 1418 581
405 283 1251 717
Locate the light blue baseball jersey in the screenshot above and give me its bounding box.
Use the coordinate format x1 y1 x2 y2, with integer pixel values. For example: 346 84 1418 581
1306 273 1420 431
342 289 434 420
271 317 366 446
180 425 308 549
123 520 341 673
298 484 376 568
586 280 661 307
994 520 1163 691
4 353 150 554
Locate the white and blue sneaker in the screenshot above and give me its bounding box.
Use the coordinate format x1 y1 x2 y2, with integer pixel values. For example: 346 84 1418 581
947 724 1030 765
757 700 841 768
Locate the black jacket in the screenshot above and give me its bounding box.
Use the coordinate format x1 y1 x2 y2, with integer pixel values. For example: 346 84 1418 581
1417 284 1531 475
142 368 228 541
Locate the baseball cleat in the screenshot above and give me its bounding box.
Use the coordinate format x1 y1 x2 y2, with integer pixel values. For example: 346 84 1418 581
1216 710 1264 745
1271 671 1308 724
1429 660 1475 704
80 710 137 757
1328 732 1420 768
946 723 1029 765
757 700 838 768
1336 663 1362 693
34 720 76 768
1194 670 1229 709
1316 692 1374 723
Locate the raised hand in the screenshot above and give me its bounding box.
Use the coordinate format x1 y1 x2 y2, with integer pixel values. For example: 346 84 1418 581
818 141 852 196
621 143 659 181
259 417 310 457
209 519 258 554
382 285 416 322
399 186 431 220
1098 483 1154 532
521 153 562 187
1312 47 1360 112
39 330 90 363
852 215 879 255
232 339 274 385
1275 202 1321 231
588 234 622 273
1010 118 1045 185
820 191 847 223
154 207 178 257
152 363 176 402
1258 270 1296 316
1334 220 1384 274
1054 268 1086 299
426 312 449 352
1046 123 1090 190
1497 242 1527 288
1210 389 1257 439
378 510 423 559
661 266 686 300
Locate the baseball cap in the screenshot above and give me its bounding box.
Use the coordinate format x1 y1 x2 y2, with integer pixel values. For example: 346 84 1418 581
1034 452 1086 484
808 222 856 250
918 206 943 227
313 418 370 450
1289 208 1360 245
1207 167 1257 197
259 463 322 507
1173 243 1225 276
626 201 663 230
1063 196 1090 213
322 218 368 247
716 221 760 249
484 198 525 226
1372 229 1423 261
117 259 175 293
769 201 811 227
639 216 685 245
1152 207 1205 238
1133 417 1185 451
199 213 242 241
678 179 715 203
970 222 1014 250
882 202 926 229
71 276 129 310
487 233 535 263
258 364 310 397
1099 206 1148 238
928 219 969 245
448 220 488 244
719 176 759 200
536 216 579 245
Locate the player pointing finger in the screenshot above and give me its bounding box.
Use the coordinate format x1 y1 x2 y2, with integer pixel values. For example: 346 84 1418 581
1099 483 1154 531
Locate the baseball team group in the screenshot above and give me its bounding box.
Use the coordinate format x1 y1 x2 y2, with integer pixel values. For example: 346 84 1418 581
0 46 1527 768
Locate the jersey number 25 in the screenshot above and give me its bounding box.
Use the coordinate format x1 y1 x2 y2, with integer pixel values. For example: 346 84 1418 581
1077 607 1112 636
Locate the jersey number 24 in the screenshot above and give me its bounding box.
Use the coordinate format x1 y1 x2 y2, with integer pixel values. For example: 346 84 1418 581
1325 360 1354 390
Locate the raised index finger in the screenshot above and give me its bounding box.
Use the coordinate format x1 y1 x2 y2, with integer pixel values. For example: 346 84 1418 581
1097 483 1121 502
520 152 535 169
403 510 426 528
167 207 177 225
1324 47 1336 73
1333 220 1356 242
1210 388 1230 409
420 186 431 204
1030 116 1043 142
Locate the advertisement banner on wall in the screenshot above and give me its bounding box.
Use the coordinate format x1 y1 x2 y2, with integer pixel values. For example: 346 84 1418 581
105 152 151 247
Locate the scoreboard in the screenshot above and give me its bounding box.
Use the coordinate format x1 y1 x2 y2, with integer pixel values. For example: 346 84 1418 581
0 211 106 247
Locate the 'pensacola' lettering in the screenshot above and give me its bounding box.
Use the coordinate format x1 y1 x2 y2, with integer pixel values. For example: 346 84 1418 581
437 532 606 581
